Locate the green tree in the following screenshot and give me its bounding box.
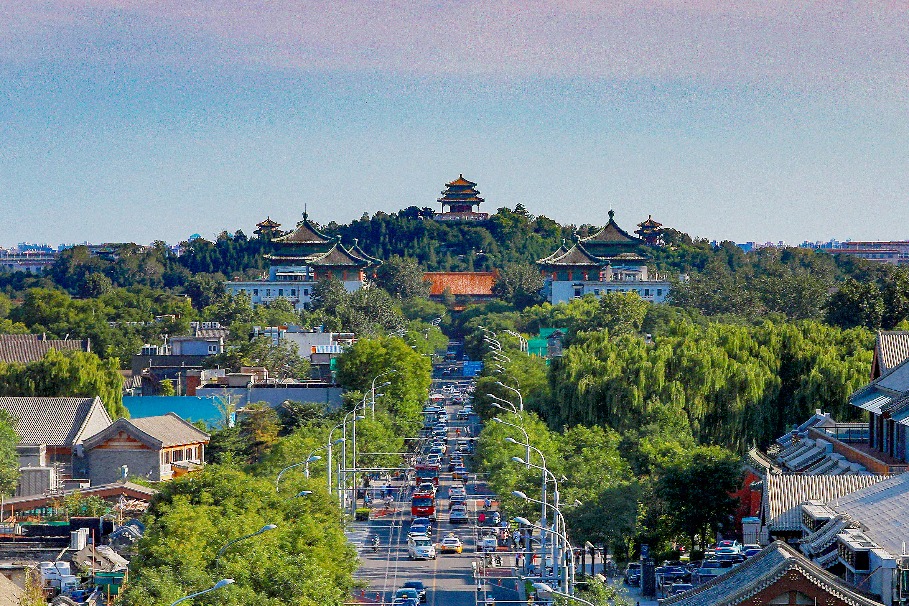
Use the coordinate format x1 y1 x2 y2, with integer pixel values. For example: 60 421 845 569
335 336 431 436
826 279 884 329
492 263 544 310
373 255 431 299
0 349 127 419
0 410 18 496
656 445 743 547
158 379 176 396
238 402 281 464
587 292 650 336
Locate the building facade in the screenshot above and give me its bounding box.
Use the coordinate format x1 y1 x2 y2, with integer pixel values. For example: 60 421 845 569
537 210 671 305
225 212 379 310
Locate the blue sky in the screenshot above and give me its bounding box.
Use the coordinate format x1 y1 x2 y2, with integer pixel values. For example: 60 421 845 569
1 1 907 246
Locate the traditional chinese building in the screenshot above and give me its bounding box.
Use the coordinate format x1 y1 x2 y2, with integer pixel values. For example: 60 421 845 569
635 215 664 246
434 175 489 221
225 212 379 310
254 216 282 239
537 210 671 304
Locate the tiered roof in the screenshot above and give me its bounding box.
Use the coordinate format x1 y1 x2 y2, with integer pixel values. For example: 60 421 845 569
438 174 485 211
254 216 282 239
537 210 652 269
537 242 604 268
872 331 909 379
635 215 664 245
266 213 377 269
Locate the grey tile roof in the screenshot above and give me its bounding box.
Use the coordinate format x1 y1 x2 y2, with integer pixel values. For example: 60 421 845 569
662 541 884 606
765 474 889 531
876 331 909 375
0 397 112 447
829 473 909 558
0 333 89 364
84 412 209 450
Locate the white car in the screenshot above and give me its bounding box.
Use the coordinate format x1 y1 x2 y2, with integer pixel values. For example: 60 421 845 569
408 536 437 560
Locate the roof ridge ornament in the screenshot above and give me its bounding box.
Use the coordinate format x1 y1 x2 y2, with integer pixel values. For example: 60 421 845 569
608 209 615 222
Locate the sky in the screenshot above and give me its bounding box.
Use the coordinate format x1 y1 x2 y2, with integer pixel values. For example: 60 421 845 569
1 1 907 247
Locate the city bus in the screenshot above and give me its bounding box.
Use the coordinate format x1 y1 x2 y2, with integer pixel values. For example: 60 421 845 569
411 492 436 519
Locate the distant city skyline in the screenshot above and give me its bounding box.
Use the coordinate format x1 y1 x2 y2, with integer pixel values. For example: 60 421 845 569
1 2 906 246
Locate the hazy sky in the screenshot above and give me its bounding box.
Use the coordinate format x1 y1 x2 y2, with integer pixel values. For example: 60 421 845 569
2 1 907 247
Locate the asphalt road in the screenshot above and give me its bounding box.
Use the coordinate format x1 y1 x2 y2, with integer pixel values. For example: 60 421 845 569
352 383 522 606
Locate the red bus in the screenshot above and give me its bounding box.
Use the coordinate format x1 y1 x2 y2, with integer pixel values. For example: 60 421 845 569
414 465 440 487
411 493 436 519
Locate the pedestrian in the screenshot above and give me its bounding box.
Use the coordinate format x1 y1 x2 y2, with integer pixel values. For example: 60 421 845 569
485 497 491 509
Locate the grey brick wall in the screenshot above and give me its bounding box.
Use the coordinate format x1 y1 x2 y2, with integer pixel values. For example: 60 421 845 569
86 449 162 485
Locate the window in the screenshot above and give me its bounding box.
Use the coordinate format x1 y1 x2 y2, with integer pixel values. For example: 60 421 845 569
657 289 662 296
594 289 600 295
171 449 184 463
290 289 296 296
303 289 309 296
208 344 218 353
573 286 583 298
644 288 650 296
278 288 284 296
266 289 271 296
253 289 258 296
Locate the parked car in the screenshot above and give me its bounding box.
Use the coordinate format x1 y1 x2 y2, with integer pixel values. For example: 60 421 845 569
401 581 427 603
624 562 641 585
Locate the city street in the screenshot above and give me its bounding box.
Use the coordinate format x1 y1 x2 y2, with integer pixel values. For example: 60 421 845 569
349 370 524 606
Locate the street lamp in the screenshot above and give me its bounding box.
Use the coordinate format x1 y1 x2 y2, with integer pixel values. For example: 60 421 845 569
169 579 235 606
370 370 396 418
492 417 529 467
495 381 523 411
514 490 573 593
304 454 322 479
532 582 594 606
216 524 277 562
325 427 345 498
489 396 520 414
293 490 313 498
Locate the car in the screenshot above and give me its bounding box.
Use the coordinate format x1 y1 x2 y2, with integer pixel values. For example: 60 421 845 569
695 559 734 584
624 562 641 585
395 587 423 604
449 505 469 524
412 517 433 532
417 482 436 496
717 539 740 552
392 598 418 606
743 548 762 558
407 536 436 560
408 523 431 539
401 581 427 603
452 466 468 480
456 410 469 420
479 535 498 552
439 535 463 554
449 495 466 510
449 484 466 498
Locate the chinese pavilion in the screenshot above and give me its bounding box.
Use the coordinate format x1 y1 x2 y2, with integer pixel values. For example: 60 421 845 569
434 175 489 221
225 212 379 310
254 217 282 240
635 215 664 246
537 210 671 305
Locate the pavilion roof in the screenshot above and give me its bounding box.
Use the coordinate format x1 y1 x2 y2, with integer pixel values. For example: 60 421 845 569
582 210 644 245
273 213 333 245
537 242 604 267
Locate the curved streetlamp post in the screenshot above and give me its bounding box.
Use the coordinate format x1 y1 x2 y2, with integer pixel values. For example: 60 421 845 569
168 579 234 606
532 582 594 606
216 524 277 563
494 381 523 411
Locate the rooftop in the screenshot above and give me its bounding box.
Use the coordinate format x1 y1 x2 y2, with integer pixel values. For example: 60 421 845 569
662 541 883 606
0 333 90 364
0 397 113 447
84 412 210 450
424 272 496 297
764 473 889 531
